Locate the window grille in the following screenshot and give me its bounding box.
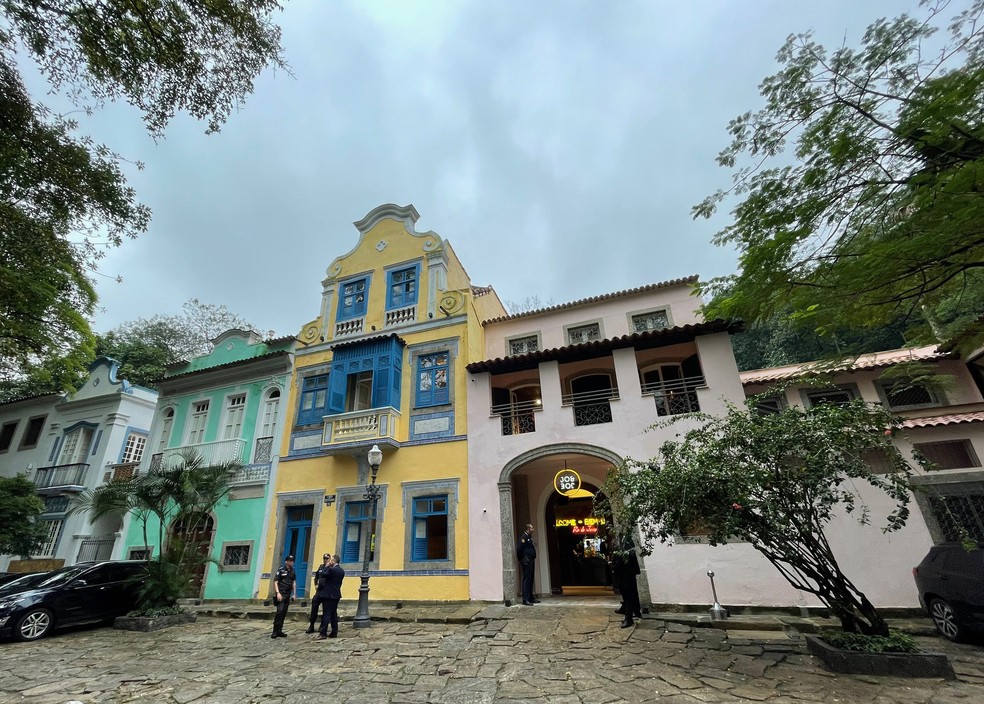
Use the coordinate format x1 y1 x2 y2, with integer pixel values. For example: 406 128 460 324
567 323 601 345
508 335 539 356
223 544 251 567
632 310 669 332
929 493 984 543
915 440 981 471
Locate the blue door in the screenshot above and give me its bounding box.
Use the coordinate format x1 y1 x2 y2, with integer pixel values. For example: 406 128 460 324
283 506 313 597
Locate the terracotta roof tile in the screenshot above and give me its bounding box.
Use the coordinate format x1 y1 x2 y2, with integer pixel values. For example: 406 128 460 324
482 275 700 325
740 345 947 385
903 411 984 428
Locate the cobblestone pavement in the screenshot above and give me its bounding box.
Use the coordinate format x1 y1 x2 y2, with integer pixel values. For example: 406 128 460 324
1 604 982 703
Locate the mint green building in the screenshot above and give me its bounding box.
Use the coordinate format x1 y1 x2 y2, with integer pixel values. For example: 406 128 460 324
120 330 295 600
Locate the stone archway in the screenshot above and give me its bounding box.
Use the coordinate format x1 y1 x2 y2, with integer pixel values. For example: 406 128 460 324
497 443 623 604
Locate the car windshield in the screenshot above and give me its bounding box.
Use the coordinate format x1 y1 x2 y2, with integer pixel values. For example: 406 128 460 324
0 565 91 595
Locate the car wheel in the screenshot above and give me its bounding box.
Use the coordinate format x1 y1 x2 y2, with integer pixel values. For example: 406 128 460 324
929 597 963 642
14 607 54 642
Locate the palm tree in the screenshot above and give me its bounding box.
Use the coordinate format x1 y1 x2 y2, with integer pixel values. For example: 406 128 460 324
73 452 236 609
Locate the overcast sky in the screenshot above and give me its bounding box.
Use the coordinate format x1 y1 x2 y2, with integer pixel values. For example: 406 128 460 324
58 0 923 338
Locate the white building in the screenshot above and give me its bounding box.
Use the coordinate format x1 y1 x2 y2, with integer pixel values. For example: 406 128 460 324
0 358 157 571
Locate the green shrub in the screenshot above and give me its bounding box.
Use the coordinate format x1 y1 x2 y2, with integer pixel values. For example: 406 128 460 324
820 629 919 653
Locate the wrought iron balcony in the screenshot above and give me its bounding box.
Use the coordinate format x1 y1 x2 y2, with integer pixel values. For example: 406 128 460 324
323 407 400 446
641 375 705 416
561 388 619 427
149 438 249 472
34 463 89 491
491 400 540 436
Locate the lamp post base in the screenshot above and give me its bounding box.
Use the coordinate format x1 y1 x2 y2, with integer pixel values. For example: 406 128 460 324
352 576 372 628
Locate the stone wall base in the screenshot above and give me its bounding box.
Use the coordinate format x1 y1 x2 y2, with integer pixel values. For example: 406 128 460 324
805 635 955 679
114 612 198 633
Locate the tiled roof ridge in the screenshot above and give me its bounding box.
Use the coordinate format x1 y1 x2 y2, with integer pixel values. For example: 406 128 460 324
740 345 947 385
481 275 700 325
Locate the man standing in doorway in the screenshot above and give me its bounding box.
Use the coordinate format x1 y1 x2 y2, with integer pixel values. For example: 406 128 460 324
271 555 296 638
517 523 539 605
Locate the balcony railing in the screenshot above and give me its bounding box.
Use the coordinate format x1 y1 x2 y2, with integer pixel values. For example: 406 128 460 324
149 438 249 472
34 463 89 490
335 318 364 337
229 465 271 484
491 400 540 436
561 388 619 426
253 436 274 464
641 375 705 416
323 407 400 446
105 462 139 483
385 305 416 326
76 538 114 562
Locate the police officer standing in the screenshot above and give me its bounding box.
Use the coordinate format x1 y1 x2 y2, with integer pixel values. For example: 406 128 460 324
516 523 539 605
271 554 296 638
306 554 332 634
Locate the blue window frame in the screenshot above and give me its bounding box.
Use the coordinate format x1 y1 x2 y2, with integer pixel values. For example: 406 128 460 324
386 264 418 309
297 374 330 426
337 277 368 321
415 352 449 407
411 495 448 561
342 501 371 562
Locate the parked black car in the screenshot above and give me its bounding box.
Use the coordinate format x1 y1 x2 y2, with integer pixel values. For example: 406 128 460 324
0 561 147 642
913 543 984 641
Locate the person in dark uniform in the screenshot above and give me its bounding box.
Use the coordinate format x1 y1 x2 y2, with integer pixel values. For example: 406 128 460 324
306 554 332 634
316 554 345 639
271 555 297 638
611 535 642 628
516 523 539 605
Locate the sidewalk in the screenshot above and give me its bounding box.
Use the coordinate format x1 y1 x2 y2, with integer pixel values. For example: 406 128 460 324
187 597 940 637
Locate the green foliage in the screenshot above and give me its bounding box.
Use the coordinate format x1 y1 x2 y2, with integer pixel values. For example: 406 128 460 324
696 1 984 348
0 1 285 393
0 474 48 557
820 629 919 654
602 396 926 636
73 453 234 608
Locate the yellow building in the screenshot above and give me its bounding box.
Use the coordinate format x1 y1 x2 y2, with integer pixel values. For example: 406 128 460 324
263 204 506 603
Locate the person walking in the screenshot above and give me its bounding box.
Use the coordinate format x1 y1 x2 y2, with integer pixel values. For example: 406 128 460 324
316 554 345 639
271 554 297 638
306 554 332 634
612 535 641 628
516 523 539 605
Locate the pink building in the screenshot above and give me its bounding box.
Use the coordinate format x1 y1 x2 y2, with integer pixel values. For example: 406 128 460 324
467 279 984 613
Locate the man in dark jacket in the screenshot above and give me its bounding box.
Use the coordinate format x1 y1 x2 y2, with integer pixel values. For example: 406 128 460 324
612 535 641 628
306 554 332 634
271 555 296 638
516 523 539 605
316 554 345 639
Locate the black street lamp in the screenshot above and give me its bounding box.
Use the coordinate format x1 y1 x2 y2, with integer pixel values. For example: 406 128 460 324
353 444 383 629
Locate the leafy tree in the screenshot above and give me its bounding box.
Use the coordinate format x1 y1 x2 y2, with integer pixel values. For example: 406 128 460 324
695 1 984 346
601 397 926 636
73 453 234 608
98 298 261 386
0 1 286 392
0 474 48 557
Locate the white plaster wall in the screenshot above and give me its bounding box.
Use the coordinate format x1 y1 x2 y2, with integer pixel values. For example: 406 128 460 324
483 284 703 357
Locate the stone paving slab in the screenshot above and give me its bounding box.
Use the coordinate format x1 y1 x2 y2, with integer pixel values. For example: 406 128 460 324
0 605 980 703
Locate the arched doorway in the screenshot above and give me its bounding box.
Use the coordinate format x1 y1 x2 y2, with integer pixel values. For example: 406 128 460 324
498 443 629 603
546 484 612 595
169 513 215 598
